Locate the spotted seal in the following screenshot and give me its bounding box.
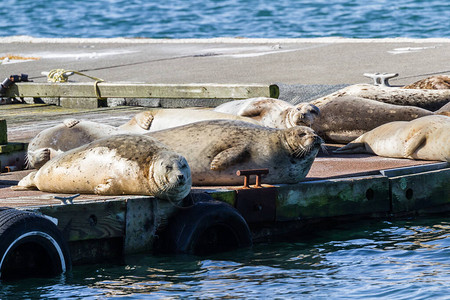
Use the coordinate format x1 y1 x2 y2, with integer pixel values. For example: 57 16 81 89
310 96 433 143
312 83 450 111
213 97 320 128
147 120 323 185
119 108 260 133
335 115 450 162
402 75 450 90
17 134 192 201
26 119 129 169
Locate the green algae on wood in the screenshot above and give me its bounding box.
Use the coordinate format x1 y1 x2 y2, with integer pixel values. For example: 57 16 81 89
276 176 390 221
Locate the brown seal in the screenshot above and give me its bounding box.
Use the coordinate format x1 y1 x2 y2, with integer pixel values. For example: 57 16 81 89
310 96 433 143
402 75 450 89
312 84 450 111
335 115 450 162
213 97 320 128
17 135 192 201
147 120 323 185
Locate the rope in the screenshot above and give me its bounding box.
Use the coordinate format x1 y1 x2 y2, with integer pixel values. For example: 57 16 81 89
46 69 105 99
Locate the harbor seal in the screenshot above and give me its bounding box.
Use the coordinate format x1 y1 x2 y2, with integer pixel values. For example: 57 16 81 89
402 75 450 90
310 96 433 143
435 102 450 117
213 97 320 128
27 119 129 169
312 83 450 111
335 115 450 162
118 108 260 133
17 135 192 201
147 120 323 185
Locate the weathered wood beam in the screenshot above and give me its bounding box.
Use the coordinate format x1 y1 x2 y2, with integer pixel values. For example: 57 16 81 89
4 82 280 99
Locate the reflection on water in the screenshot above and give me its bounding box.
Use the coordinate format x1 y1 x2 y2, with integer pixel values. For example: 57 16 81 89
1 216 449 299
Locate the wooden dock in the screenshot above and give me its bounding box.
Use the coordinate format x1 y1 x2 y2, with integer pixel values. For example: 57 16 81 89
0 100 449 278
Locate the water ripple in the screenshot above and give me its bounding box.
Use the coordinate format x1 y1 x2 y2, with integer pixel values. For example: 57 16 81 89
1 0 449 38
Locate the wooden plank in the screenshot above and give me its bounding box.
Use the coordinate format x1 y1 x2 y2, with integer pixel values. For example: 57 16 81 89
36 200 126 242
276 175 390 220
5 82 280 99
390 168 450 214
0 120 6 144
0 142 27 154
380 162 449 177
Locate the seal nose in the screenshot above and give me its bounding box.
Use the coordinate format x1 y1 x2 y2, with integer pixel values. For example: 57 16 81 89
177 174 185 182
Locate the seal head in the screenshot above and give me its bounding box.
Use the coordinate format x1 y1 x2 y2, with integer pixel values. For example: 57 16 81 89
149 151 191 201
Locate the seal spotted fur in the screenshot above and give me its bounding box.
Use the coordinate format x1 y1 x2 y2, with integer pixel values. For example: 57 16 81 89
310 96 433 143
27 119 129 169
119 109 259 133
213 97 320 128
148 120 323 185
17 135 192 201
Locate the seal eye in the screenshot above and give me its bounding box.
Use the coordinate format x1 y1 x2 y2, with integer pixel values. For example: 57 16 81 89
166 165 173 172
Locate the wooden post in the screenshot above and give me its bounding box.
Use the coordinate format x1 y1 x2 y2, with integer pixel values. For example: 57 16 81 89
5 82 280 100
0 119 6 145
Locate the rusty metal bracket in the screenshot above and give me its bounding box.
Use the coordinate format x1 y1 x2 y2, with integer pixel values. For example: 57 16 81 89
236 168 269 188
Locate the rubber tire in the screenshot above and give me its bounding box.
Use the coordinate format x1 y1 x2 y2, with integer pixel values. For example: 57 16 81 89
0 208 71 281
161 201 252 255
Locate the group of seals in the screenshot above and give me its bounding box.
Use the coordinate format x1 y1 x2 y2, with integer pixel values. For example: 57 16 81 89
16 74 450 198
18 135 192 201
19 108 323 196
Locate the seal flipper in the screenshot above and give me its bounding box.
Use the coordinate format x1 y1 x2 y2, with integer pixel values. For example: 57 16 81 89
63 119 80 128
210 145 250 170
334 142 371 154
11 171 38 190
27 148 51 169
238 100 271 118
94 178 115 195
134 111 154 130
404 130 427 158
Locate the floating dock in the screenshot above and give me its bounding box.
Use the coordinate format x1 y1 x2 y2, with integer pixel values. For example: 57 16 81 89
1 102 448 274
1 36 449 279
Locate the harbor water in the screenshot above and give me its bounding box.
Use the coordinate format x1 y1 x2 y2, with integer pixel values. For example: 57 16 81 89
1 0 449 39
1 216 449 299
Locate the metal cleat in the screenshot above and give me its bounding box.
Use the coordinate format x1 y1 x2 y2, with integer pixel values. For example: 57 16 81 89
54 193 80 205
363 72 398 87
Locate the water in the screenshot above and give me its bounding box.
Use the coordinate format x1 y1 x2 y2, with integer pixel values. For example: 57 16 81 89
1 0 449 39
1 216 449 299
